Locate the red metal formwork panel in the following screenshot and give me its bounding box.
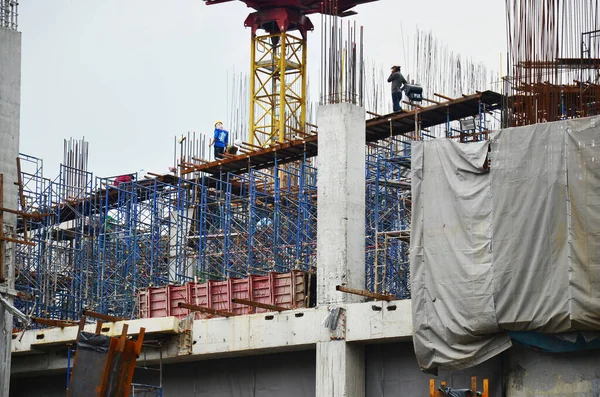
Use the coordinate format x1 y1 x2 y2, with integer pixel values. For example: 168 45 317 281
209 280 231 313
273 270 307 308
136 271 310 319
142 287 169 318
168 285 190 319
250 274 273 313
231 278 251 315
188 282 209 306
138 289 149 318
188 281 210 319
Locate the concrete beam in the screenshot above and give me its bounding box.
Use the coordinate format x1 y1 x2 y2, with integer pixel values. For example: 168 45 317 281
345 299 412 342
191 307 330 356
12 317 179 355
11 299 413 375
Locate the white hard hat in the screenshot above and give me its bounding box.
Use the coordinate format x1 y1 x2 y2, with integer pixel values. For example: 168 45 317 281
234 139 242 146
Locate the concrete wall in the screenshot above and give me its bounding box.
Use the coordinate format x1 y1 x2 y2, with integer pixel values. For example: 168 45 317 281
11 340 600 396
10 350 317 397
366 342 504 396
505 344 600 397
0 25 22 397
366 343 600 396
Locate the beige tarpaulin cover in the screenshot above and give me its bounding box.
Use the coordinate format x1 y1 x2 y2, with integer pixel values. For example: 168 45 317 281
410 115 600 372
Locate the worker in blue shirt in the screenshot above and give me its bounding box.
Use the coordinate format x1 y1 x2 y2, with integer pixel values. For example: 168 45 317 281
209 120 229 159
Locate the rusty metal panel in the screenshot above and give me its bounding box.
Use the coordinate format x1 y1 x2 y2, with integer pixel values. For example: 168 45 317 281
251 274 273 313
273 270 307 308
209 280 230 312
67 332 110 396
136 271 310 319
68 327 145 397
139 287 169 318
231 278 251 315
168 285 190 318
137 289 148 318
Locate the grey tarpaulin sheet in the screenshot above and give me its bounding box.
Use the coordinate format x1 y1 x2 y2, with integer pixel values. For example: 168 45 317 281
411 138 511 372
410 115 600 372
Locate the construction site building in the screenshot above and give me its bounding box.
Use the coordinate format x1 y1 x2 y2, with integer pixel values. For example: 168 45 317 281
2 0 600 396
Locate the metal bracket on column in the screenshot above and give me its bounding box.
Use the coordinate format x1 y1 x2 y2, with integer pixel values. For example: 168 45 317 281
322 307 347 340
330 308 346 340
0 294 30 326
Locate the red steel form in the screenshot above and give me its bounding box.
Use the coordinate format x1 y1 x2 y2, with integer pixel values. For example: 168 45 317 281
138 270 310 319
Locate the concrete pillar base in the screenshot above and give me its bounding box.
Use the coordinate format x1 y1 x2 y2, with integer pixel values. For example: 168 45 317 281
316 340 365 397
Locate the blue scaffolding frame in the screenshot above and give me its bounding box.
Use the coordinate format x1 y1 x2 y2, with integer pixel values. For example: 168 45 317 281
14 140 415 322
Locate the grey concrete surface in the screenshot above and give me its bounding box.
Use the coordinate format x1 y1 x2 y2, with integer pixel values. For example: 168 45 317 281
316 103 366 306
0 25 21 397
504 343 600 397
315 103 367 397
366 342 504 396
10 350 317 397
12 340 600 396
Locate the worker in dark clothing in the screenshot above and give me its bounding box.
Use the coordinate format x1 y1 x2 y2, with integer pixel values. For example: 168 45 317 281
388 65 408 112
209 120 229 160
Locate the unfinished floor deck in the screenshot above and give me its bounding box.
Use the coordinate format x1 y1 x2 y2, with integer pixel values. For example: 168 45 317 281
181 90 502 176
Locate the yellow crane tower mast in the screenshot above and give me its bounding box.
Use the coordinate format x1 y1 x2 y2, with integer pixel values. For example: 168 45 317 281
203 0 377 146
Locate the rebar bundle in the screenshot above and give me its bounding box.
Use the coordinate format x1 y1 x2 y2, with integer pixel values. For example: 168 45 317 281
173 131 208 172
61 138 89 201
364 29 500 136
411 30 499 104
0 0 18 30
227 71 250 145
505 0 600 125
320 0 365 105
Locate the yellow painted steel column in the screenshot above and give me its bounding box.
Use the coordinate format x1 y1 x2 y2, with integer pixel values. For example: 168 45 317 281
300 36 307 136
278 32 287 143
249 34 257 146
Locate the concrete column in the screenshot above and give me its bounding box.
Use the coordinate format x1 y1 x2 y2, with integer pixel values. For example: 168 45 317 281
0 26 22 397
316 103 366 305
315 103 366 397
316 340 365 397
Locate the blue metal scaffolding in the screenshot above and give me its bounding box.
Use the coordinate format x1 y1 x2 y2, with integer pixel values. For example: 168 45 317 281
13 140 414 322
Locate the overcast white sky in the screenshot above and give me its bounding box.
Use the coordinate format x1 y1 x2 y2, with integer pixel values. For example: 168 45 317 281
18 0 506 178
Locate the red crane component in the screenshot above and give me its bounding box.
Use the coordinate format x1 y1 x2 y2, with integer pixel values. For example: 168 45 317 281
204 0 376 15
204 0 377 37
